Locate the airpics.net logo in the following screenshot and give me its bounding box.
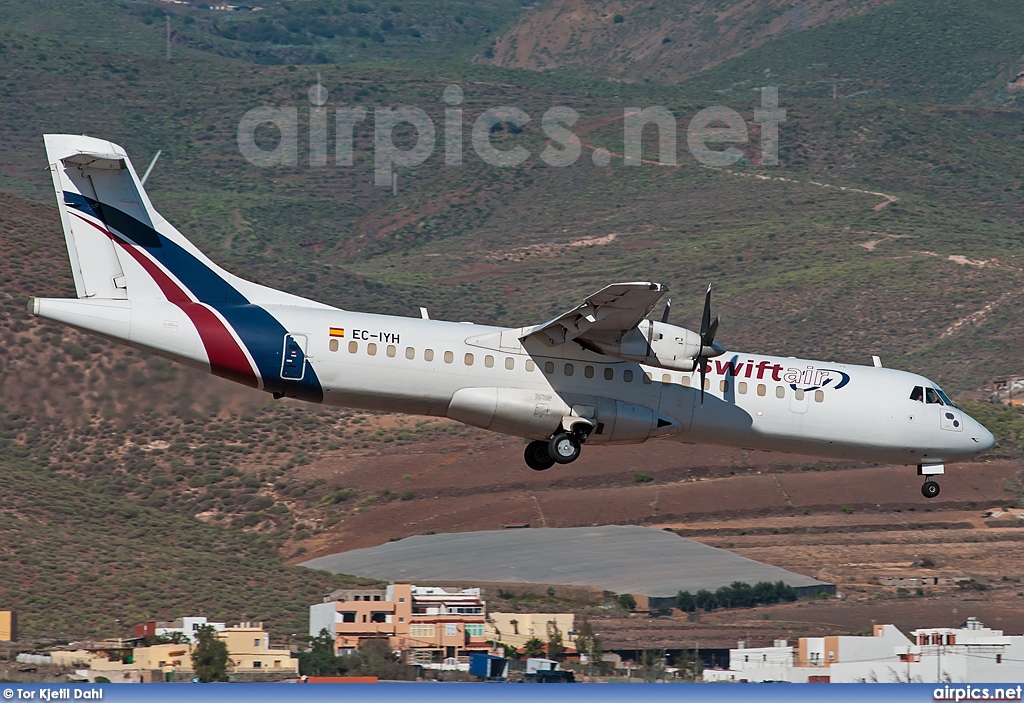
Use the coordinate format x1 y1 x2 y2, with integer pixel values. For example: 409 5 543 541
236 81 786 187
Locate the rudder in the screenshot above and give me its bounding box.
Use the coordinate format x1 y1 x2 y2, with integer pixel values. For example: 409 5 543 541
44 134 143 299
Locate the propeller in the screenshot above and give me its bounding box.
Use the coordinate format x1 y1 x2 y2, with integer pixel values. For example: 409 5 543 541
697 285 720 404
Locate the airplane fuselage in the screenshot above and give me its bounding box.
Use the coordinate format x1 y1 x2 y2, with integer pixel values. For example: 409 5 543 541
35 298 991 468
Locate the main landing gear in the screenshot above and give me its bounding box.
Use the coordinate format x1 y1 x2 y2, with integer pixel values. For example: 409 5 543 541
524 430 586 471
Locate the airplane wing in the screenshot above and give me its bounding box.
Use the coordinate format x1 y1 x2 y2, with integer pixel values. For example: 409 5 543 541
521 282 667 348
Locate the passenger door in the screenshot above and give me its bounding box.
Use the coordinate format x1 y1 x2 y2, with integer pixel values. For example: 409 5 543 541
280 334 308 380
790 387 809 414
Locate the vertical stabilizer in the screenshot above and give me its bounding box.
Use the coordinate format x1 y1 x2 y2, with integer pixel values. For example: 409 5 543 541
44 134 137 299
43 134 330 309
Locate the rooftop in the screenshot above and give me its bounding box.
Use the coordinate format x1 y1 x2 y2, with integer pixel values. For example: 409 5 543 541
301 525 829 598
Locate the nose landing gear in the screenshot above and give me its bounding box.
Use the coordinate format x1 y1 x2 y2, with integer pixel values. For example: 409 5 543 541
917 463 944 499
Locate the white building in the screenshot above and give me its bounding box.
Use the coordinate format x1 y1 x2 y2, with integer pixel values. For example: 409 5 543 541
704 619 1024 683
900 617 1024 683
156 616 226 644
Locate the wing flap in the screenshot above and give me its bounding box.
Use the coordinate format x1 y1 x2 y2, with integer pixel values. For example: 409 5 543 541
521 282 667 348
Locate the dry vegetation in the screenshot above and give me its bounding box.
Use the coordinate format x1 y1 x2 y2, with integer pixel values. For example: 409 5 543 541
1 0 1024 642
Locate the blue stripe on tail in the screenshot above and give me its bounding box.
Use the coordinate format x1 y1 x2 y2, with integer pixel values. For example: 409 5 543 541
67 191 323 403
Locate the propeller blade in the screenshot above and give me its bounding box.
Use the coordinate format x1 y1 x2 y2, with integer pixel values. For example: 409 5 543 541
705 315 720 346
699 358 706 405
700 285 712 339
660 298 672 324
697 286 715 405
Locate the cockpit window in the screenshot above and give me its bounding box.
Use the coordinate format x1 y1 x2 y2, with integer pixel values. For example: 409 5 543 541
935 387 957 408
911 385 956 407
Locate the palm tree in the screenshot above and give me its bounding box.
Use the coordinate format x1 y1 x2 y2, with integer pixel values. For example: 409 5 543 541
522 637 546 658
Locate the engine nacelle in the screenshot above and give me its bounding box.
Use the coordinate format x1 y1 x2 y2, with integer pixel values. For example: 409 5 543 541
446 388 680 443
590 320 721 372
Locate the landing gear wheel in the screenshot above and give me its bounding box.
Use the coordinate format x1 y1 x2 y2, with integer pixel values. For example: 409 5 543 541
548 433 582 464
921 480 940 499
524 440 556 471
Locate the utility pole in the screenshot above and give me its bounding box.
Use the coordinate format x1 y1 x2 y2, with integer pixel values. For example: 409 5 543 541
166 15 171 61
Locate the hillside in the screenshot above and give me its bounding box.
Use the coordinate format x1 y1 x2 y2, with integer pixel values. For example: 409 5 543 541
483 0 897 83
687 0 1024 105
0 450 379 640
3 0 1024 639
0 0 526 65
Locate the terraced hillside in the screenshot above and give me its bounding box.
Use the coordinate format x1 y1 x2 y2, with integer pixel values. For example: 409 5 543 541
483 0 896 83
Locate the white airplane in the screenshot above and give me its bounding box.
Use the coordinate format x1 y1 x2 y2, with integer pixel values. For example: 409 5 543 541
32 135 994 499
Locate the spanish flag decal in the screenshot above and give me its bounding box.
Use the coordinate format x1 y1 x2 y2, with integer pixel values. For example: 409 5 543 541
329 327 345 338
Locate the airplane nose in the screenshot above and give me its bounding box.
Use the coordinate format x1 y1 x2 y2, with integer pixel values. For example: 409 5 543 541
971 420 995 455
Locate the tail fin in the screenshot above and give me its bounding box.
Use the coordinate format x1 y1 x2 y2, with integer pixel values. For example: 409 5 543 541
45 134 137 299
43 134 326 308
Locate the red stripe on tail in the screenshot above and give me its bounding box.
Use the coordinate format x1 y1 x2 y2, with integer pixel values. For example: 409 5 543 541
71 213 259 388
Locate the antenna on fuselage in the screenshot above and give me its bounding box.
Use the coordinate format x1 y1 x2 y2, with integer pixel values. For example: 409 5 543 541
141 150 162 186
419 307 430 320
872 355 883 368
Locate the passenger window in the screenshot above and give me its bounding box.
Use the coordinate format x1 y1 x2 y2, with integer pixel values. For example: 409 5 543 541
485 355 494 368
720 380 728 393
544 361 555 374
348 341 358 354
757 383 766 396
910 386 924 402
405 347 415 360
367 343 377 356
794 389 805 401
776 386 785 399
465 353 474 366
703 378 710 391
444 351 453 364
643 372 652 385
604 368 614 381
386 345 396 358
925 388 941 404
623 370 634 382
738 381 747 394
681 376 691 387
585 366 594 379
662 374 671 385
505 357 514 370
564 363 574 376
814 390 824 403
424 349 434 361
525 359 535 372
329 339 339 352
